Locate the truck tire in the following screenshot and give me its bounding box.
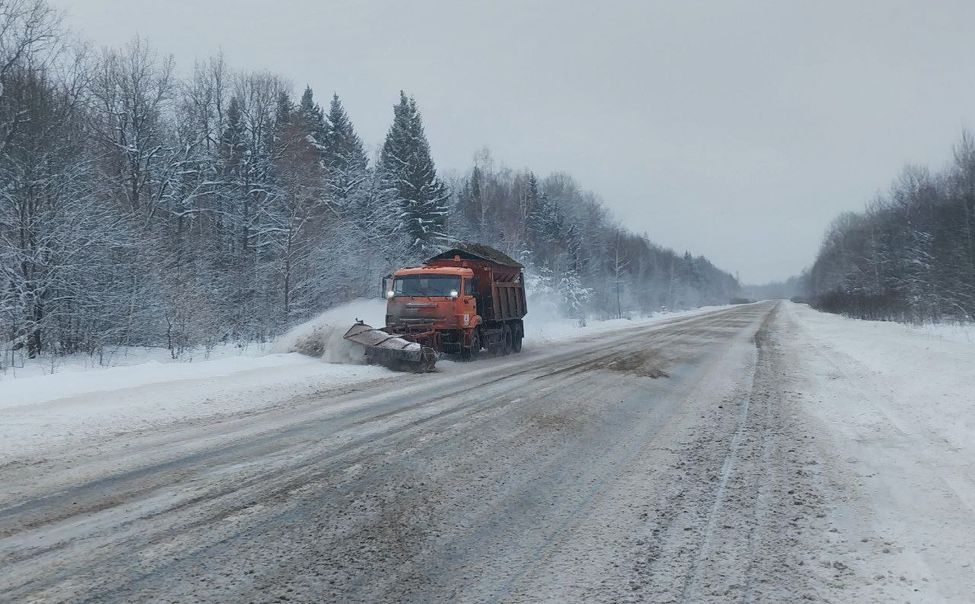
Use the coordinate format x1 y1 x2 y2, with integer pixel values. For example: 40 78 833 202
512 327 523 353
461 330 481 361
501 325 512 356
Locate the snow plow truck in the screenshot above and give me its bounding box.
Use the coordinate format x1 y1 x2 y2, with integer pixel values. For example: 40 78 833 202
344 244 528 372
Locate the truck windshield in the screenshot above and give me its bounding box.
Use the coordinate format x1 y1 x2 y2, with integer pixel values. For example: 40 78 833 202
392 275 461 297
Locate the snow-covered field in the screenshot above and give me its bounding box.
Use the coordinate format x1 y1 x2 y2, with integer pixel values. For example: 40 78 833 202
779 302 975 602
0 300 721 459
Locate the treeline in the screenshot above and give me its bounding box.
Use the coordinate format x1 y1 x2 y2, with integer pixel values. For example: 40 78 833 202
741 276 804 302
808 132 975 322
448 156 739 319
0 0 738 361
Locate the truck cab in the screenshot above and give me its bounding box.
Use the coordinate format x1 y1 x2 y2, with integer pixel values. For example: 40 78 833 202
385 266 478 336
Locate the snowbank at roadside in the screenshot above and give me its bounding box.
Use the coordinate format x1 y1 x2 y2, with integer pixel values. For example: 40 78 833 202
780 302 975 602
0 299 731 459
0 340 273 382
787 303 975 456
524 303 731 348
0 299 390 409
0 352 390 459
0 298 393 458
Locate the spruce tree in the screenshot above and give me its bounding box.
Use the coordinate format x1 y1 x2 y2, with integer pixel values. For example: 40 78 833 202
524 171 546 247
298 86 328 151
378 91 450 256
322 93 368 209
454 165 483 241
218 96 246 256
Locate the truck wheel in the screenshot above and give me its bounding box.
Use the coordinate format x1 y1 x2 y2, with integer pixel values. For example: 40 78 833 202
501 325 512 356
512 328 523 353
462 330 480 361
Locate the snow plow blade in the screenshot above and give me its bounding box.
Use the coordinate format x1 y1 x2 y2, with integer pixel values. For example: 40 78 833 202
343 322 438 373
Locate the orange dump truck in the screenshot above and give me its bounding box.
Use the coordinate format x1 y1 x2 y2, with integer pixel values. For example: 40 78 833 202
344 244 528 370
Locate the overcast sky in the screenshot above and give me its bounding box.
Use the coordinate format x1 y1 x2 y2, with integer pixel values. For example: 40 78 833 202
50 0 975 283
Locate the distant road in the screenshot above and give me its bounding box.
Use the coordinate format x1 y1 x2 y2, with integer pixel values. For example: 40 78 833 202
0 302 850 602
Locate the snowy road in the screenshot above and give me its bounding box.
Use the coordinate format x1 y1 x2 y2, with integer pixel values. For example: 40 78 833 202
0 302 970 602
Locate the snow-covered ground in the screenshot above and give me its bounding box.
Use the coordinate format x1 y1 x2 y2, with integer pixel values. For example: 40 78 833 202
0 300 723 460
5 301 973 601
779 302 975 602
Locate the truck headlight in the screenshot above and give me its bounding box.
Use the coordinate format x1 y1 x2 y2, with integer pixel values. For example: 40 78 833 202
450 290 459 298
386 290 395 299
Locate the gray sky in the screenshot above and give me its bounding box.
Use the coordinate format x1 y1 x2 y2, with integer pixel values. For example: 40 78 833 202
50 0 975 283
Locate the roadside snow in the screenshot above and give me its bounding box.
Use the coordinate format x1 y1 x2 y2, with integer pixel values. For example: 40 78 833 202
0 340 273 381
0 299 392 459
523 303 730 348
1 353 343 411
0 301 727 460
780 302 975 602
0 355 389 459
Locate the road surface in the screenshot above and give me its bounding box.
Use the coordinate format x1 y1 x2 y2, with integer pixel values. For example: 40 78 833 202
0 302 834 602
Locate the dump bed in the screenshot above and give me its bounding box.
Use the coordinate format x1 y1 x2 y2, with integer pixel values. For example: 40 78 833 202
425 245 527 323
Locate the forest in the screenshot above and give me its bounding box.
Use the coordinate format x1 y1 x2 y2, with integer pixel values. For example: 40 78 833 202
807 132 975 323
0 0 739 362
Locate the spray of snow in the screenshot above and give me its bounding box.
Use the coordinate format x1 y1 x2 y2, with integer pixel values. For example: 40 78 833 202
272 299 387 363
